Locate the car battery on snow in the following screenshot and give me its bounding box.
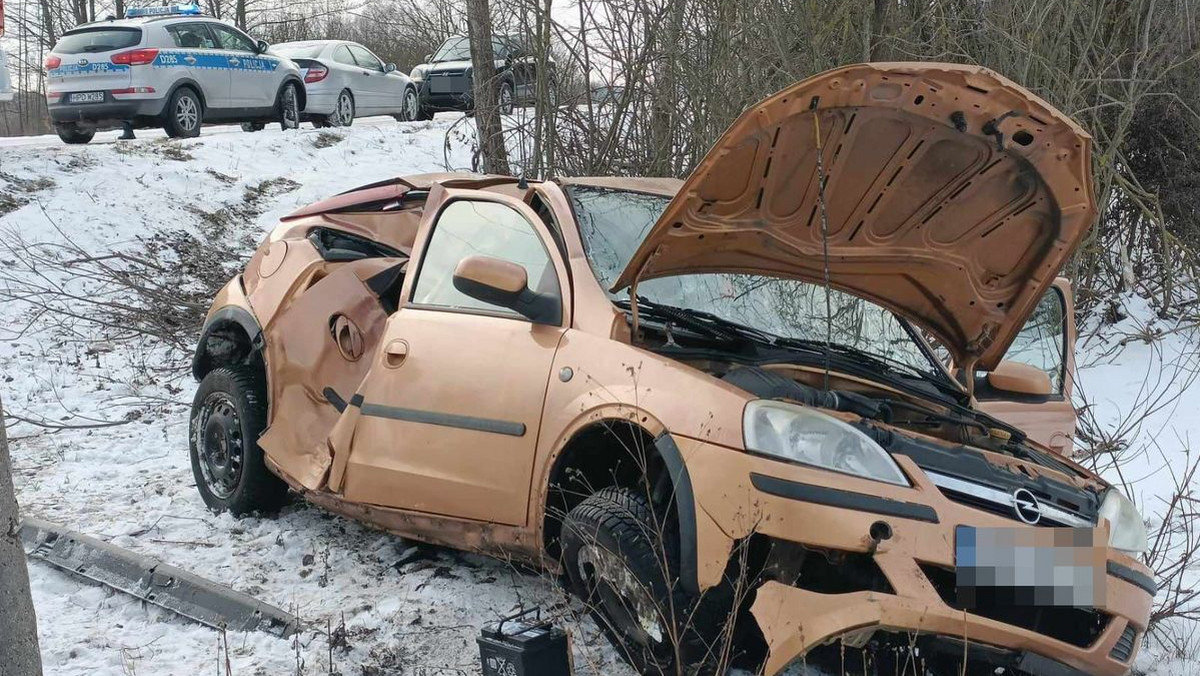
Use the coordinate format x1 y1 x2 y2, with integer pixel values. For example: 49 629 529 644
477 607 572 676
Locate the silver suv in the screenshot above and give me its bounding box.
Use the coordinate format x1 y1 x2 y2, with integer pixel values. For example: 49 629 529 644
45 4 304 144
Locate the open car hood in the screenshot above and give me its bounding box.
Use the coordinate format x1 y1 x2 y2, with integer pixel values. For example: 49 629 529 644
611 63 1095 370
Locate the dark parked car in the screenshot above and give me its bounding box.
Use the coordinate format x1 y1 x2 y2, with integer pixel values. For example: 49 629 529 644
408 35 552 119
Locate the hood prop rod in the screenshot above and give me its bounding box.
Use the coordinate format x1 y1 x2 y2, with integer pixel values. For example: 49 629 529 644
810 98 834 391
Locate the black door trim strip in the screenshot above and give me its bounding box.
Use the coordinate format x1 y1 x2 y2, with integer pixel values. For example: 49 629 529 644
750 472 940 523
1107 561 1157 596
358 402 526 437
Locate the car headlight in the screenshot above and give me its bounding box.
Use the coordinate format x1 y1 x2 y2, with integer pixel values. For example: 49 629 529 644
743 400 909 486
410 66 427 80
1099 489 1148 554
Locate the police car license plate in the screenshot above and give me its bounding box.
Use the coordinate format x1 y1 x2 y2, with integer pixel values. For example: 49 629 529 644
955 525 1105 608
68 91 105 104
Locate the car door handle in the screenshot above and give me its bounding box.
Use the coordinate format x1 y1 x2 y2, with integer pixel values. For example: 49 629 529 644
362 71 371 76
228 57 240 66
384 339 408 368
184 55 196 64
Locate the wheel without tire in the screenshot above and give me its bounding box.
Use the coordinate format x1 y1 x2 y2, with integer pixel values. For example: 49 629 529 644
55 123 94 144
189 366 289 515
163 87 202 138
279 82 301 131
325 89 354 127
561 487 726 675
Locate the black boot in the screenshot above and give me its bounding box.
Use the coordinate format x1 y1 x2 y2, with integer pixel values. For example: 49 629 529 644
118 122 136 140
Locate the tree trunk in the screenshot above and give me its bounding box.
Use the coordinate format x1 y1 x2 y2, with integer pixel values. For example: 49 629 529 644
466 0 510 175
0 394 43 676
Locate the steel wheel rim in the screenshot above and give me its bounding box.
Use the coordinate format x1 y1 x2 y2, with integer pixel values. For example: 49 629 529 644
403 90 417 120
338 93 353 125
196 393 244 499
176 96 198 130
578 543 665 647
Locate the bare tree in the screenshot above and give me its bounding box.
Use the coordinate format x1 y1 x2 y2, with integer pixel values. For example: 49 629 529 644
466 0 510 174
0 393 43 676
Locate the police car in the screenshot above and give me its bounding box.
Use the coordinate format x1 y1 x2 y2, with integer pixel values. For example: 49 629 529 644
44 3 305 144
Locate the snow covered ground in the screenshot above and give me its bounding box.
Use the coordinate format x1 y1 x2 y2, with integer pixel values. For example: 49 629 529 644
1 115 1197 675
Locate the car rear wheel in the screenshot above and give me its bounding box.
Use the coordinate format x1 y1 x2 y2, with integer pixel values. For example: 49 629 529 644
561 487 725 675
279 82 301 131
55 123 94 145
189 366 289 516
163 87 202 138
323 89 354 127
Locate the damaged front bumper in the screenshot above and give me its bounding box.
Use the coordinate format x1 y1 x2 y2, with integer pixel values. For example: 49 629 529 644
663 434 1155 676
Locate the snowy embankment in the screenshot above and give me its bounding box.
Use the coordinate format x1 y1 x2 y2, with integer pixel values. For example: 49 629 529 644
0 117 1196 675
0 117 629 676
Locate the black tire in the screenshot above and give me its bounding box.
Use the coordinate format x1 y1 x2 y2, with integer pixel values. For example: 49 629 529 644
163 87 202 138
415 103 434 121
397 86 418 122
498 80 514 115
240 121 265 132
279 82 301 131
325 89 354 127
189 366 289 516
561 487 726 675
55 123 94 145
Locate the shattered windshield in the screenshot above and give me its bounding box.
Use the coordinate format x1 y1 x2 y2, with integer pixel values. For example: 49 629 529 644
566 185 947 377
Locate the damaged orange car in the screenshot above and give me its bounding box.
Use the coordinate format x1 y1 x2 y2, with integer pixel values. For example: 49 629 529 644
189 63 1154 676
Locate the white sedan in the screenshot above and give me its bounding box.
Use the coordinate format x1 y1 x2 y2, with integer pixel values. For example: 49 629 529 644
271 40 419 127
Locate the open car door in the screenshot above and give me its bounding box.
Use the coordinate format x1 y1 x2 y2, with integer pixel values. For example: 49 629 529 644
976 278 1077 454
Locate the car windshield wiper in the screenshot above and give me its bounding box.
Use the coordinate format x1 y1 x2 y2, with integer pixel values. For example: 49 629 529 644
615 296 792 347
616 297 964 400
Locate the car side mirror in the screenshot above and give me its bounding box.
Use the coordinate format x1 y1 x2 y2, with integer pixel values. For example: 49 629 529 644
986 360 1053 397
385 63 397 73
452 255 560 325
423 53 432 62
256 40 269 54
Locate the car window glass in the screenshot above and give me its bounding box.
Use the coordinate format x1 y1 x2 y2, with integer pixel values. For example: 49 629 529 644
349 45 383 71
998 288 1067 393
210 24 256 52
491 38 509 59
432 36 470 62
333 45 356 65
413 200 559 319
55 28 143 53
168 24 217 50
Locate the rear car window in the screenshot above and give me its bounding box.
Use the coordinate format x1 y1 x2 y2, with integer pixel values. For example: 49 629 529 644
54 28 142 54
167 24 217 49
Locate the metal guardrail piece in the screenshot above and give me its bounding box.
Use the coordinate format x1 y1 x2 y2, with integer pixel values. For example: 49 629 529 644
20 516 298 638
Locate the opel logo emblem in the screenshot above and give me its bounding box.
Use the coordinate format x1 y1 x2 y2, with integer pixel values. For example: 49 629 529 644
1012 488 1042 524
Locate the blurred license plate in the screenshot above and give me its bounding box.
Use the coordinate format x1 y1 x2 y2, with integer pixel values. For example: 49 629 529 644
955 525 1106 608
429 76 466 94
68 91 105 103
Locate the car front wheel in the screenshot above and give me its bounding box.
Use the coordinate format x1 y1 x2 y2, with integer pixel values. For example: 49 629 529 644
189 366 289 515
163 87 202 138
561 487 725 675
279 82 301 131
398 87 418 122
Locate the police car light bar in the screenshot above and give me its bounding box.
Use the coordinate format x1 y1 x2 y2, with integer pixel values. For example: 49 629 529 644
125 3 202 18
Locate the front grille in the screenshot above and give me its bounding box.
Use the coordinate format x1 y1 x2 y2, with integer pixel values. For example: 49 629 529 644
1109 624 1138 662
927 471 1094 527
919 564 1111 648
